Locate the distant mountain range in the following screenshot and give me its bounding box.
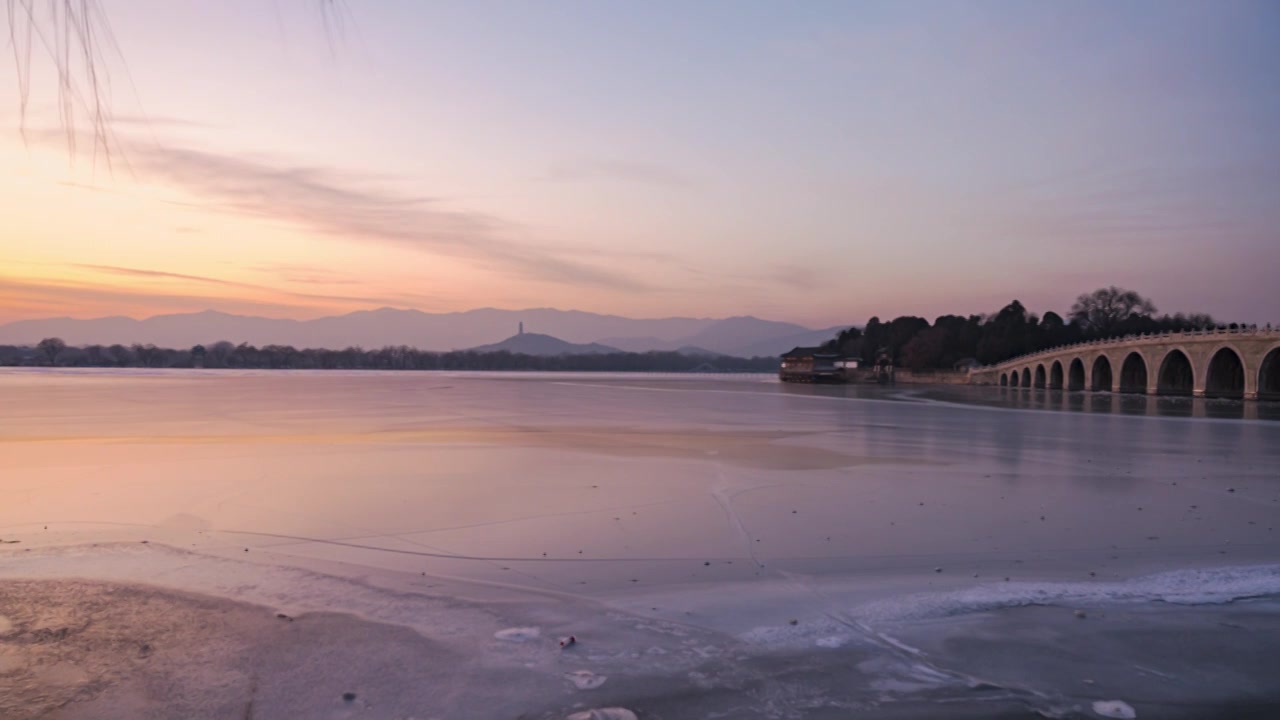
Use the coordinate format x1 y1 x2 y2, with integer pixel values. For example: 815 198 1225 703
0 308 846 358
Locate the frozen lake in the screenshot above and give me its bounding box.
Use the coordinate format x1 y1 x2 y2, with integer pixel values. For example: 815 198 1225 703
2 369 1279 718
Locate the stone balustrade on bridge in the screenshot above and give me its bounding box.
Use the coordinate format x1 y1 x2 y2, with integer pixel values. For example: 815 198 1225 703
967 327 1280 400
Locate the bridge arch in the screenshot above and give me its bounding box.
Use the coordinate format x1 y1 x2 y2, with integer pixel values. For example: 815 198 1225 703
1067 358 1085 391
972 330 1280 397
1260 345 1280 400
1204 345 1246 399
1156 348 1195 396
1090 355 1113 392
1119 352 1148 394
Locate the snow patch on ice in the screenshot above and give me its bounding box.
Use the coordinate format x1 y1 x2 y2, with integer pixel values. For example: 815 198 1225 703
563 670 607 690
494 627 541 642
739 616 848 648
853 565 1280 622
566 708 638 720
1092 699 1137 718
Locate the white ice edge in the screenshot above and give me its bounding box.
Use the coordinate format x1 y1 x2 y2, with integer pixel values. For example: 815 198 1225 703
734 564 1280 649
851 563 1280 623
6 543 1280 656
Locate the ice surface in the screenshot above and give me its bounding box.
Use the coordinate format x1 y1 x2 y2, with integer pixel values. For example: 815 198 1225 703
2 370 1279 717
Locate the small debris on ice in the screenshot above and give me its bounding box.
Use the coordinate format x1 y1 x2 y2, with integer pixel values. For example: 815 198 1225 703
559 635 577 648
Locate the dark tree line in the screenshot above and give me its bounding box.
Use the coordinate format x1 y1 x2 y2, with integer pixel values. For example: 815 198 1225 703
824 287 1236 371
0 339 778 373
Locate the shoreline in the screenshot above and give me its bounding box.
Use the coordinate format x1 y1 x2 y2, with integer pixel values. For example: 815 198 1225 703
4 561 1280 719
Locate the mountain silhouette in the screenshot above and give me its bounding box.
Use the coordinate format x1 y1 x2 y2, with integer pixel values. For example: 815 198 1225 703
0 308 845 357
467 333 619 356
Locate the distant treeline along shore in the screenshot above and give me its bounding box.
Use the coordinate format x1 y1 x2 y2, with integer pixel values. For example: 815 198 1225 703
3 288 1264 373
821 287 1253 371
2 340 778 373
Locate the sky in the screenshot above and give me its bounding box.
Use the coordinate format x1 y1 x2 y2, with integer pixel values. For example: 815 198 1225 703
2 0 1278 328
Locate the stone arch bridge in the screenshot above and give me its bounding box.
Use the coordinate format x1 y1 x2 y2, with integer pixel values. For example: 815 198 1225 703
968 327 1280 400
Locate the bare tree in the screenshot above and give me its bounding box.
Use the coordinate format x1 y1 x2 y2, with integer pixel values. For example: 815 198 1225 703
36 336 65 365
4 1 348 160
1069 287 1157 336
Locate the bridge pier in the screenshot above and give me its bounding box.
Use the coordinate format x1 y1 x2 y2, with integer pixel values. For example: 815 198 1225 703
1244 364 1259 400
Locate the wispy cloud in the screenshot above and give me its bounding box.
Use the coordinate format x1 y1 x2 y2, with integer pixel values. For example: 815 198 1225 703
767 265 819 289
546 159 692 188
0 276 309 319
106 114 214 130
108 142 650 291
251 262 366 286
72 264 438 307
994 160 1272 248
76 264 254 289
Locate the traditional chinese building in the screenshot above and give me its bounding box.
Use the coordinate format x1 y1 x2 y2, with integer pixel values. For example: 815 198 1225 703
779 346 843 383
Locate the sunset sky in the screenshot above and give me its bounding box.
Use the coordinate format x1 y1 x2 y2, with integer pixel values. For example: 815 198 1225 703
3 0 1278 328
